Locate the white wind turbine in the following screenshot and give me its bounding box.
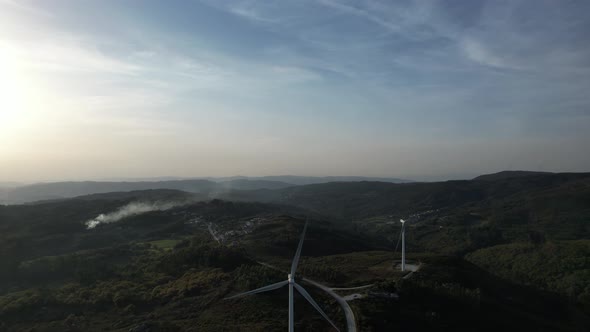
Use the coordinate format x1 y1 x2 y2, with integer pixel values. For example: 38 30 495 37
400 219 406 271
225 220 340 332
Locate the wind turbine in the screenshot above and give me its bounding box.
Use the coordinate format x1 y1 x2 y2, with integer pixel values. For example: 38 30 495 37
225 220 340 332
400 219 406 272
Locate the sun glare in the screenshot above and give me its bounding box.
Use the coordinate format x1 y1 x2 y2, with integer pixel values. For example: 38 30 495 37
0 46 29 133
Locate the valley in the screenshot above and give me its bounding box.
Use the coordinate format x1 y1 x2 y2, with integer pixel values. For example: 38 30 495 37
0 171 589 331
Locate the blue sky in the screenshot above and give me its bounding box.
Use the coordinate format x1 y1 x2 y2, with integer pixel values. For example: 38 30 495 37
0 0 589 181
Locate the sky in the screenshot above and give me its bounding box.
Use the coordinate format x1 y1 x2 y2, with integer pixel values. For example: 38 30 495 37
1 0 589 182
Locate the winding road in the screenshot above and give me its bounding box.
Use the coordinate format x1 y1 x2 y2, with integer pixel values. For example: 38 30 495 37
331 284 374 291
302 278 357 332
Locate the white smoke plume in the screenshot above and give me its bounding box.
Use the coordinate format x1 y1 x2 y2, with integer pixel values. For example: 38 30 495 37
85 201 188 229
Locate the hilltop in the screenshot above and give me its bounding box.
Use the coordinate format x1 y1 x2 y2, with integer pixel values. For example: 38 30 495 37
473 170 553 181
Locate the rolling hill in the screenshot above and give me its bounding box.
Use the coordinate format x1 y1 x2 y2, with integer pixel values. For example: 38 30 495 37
0 171 588 331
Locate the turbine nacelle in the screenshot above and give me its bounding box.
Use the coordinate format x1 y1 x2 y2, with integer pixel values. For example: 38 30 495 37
288 273 294 284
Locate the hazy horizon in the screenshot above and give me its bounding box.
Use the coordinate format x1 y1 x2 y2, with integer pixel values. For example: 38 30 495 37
0 173 439 185
2 0 589 183
0 169 581 186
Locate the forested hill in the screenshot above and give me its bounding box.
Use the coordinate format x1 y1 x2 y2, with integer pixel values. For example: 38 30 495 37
0 172 589 330
222 172 590 225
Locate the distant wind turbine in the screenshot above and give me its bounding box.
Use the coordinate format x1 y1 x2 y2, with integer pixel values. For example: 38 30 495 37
400 219 406 272
225 219 340 332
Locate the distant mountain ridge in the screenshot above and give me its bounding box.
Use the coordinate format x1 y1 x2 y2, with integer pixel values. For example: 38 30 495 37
245 175 412 185
2 171 588 205
0 176 411 204
473 170 552 181
98 175 412 185
0 179 293 204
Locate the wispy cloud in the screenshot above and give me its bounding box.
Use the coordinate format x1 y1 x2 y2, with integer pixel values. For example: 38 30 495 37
1 39 142 75
460 38 520 70
315 0 435 39
1 0 590 181
226 1 279 23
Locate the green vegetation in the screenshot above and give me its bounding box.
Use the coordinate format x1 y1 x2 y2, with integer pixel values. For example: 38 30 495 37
355 255 587 331
466 240 590 309
0 172 589 330
299 251 400 285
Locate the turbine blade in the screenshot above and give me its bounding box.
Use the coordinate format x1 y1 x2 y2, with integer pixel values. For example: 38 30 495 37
225 280 289 300
293 283 340 332
290 218 309 276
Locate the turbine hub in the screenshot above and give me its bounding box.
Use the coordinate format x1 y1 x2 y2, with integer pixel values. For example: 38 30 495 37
288 274 294 283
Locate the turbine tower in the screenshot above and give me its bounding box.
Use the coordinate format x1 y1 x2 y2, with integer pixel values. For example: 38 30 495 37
225 219 340 332
400 219 406 272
